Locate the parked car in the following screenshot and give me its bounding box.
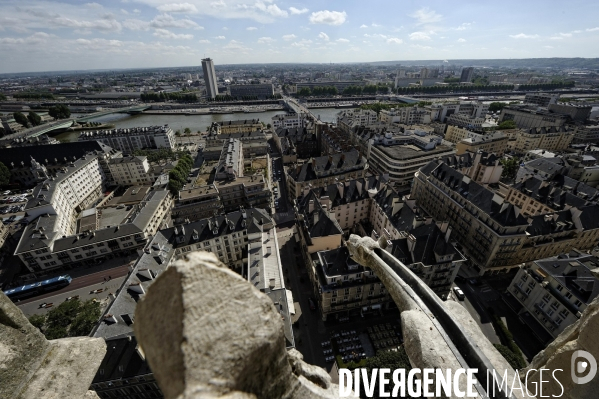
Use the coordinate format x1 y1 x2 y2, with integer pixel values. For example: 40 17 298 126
468 278 480 286
453 286 465 300
308 298 316 311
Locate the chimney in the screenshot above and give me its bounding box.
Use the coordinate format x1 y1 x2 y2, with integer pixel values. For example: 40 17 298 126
308 199 314 213
313 211 319 225
407 234 417 254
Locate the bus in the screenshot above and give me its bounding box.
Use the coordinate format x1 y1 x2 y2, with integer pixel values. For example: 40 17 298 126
3 275 73 301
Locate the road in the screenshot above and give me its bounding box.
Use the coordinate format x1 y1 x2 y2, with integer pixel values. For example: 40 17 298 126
15 263 131 305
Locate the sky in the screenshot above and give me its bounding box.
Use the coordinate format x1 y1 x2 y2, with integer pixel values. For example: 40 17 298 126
1 0 599 73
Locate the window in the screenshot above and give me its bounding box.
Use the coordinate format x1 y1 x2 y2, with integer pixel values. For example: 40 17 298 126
575 300 583 308
556 284 563 292
565 292 572 300
542 294 551 303
550 301 559 310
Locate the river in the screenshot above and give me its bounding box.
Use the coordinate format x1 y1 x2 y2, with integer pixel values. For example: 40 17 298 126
55 107 342 142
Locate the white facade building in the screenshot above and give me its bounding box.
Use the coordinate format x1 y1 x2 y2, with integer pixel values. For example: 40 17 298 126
79 126 176 153
108 156 153 186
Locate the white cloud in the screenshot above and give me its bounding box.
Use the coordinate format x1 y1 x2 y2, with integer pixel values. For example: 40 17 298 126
318 32 329 41
257 36 275 43
544 45 553 49
282 34 296 41
409 7 442 25
75 38 123 49
509 33 540 39
150 14 203 29
222 27 228 30
411 44 432 50
255 2 288 18
309 10 347 26
157 3 198 13
223 39 248 51
215 35 226 39
199 39 210 43
49 14 123 32
153 28 193 39
291 39 312 48
360 24 368 28
559 32 572 38
289 7 309 15
85 2 102 9
409 31 431 41
120 9 129 14
133 9 141 14
364 33 387 39
457 38 466 43
336 38 349 43
0 32 50 45
246 26 258 30
456 23 471 31
123 19 149 31
587 27 599 32
386 37 403 44
371 23 380 27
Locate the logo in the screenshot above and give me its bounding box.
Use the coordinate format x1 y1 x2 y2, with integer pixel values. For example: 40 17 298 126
571 350 597 385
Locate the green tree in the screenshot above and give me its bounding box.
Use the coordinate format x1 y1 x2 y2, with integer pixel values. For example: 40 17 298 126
48 104 71 119
28 314 46 332
497 120 517 130
500 157 520 181
34 298 102 339
0 93 6 101
488 102 507 113
13 112 29 127
27 111 42 126
184 127 191 136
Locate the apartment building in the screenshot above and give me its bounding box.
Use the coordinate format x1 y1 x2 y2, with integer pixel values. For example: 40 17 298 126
229 83 274 98
0 141 118 187
107 156 153 186
271 113 309 129
379 106 433 125
320 125 355 155
455 132 508 156
295 81 366 92
209 119 263 135
572 122 599 143
548 103 592 122
441 151 503 184
412 161 529 274
507 250 599 342
387 223 466 299
366 131 454 189
524 93 560 107
24 153 106 237
306 174 389 231
90 335 163 399
511 126 574 154
309 246 392 321
295 191 343 255
499 105 568 129
215 139 244 180
286 150 367 199
92 207 293 348
172 184 223 223
15 188 172 273
504 174 599 217
446 114 486 131
79 126 176 152
413 160 599 274
274 127 319 160
336 109 378 134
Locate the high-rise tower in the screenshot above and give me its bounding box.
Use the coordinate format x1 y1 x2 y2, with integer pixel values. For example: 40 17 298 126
201 58 218 99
